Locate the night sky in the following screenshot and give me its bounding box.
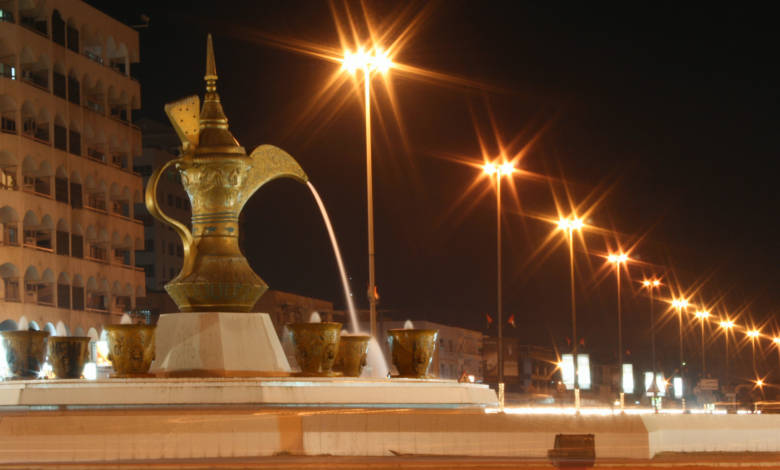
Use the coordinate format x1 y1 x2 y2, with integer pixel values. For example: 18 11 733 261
92 2 779 378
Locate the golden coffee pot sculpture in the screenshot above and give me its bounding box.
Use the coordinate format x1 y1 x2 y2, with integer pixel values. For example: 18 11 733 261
145 35 308 312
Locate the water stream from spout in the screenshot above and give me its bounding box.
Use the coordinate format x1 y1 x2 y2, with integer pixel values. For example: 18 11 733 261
307 182 388 378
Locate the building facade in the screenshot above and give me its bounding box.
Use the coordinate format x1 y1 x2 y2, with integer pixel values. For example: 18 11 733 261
0 0 143 337
132 119 187 321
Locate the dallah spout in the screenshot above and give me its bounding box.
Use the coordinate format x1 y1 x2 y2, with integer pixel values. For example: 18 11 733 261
238 144 309 211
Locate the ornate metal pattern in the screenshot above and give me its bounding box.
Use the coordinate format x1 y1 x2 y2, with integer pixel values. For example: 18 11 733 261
0 330 49 379
388 329 439 378
105 325 156 377
47 337 89 379
288 322 342 376
333 334 370 377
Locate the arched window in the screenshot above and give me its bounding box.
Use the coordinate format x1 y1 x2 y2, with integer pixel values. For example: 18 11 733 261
0 94 17 133
54 166 68 203
0 151 17 190
0 263 20 302
69 171 83 209
56 272 70 308
71 223 83 258
52 62 66 99
55 218 69 255
67 69 79 105
19 2 48 37
72 275 84 310
66 19 79 53
51 10 65 46
0 206 19 246
68 120 81 155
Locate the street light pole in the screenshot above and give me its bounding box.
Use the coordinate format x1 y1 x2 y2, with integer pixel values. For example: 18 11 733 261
695 310 710 377
672 298 688 410
342 48 392 340
483 161 514 409
558 216 583 412
608 253 628 411
643 279 660 412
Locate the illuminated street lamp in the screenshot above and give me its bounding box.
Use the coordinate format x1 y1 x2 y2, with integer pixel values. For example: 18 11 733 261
607 253 629 411
557 215 584 412
483 160 514 408
719 319 735 385
694 310 710 376
642 279 662 412
671 298 689 409
342 47 392 339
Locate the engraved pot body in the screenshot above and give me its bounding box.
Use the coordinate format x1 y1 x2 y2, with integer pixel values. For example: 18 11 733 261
164 156 267 313
288 322 342 376
387 329 438 379
0 330 49 379
105 325 156 377
333 334 370 377
47 336 90 379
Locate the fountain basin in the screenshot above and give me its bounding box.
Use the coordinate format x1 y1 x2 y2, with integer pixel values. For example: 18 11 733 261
387 328 438 378
0 330 49 379
334 334 370 377
47 336 90 379
105 325 156 377
288 322 341 376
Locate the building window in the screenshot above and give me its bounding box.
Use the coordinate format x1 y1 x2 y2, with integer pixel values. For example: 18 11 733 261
56 230 69 255
67 75 80 105
71 286 84 310
54 124 67 150
53 71 66 99
69 182 82 208
68 130 81 155
57 282 70 309
55 177 68 203
71 234 83 258
67 25 79 53
167 194 173 206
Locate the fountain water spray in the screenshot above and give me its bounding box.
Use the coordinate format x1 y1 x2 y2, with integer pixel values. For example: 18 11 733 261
307 182 388 378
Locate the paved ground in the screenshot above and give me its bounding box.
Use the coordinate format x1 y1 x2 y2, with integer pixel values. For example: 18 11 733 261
4 453 780 469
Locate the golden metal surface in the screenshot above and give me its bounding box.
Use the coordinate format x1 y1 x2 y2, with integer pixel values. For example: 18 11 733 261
0 330 49 379
105 325 156 377
146 34 308 313
387 329 439 378
47 336 89 379
288 322 342 376
333 334 370 377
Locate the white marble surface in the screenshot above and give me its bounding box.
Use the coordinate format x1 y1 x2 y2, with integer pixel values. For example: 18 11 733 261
0 377 498 406
150 312 290 375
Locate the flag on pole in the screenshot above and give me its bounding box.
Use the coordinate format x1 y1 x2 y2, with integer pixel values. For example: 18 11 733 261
486 313 493 328
508 314 516 328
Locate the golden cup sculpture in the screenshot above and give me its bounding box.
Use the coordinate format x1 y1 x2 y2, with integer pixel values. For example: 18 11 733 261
47 336 90 379
0 330 49 379
333 334 370 377
288 322 342 376
387 329 439 378
145 34 307 313
105 325 156 377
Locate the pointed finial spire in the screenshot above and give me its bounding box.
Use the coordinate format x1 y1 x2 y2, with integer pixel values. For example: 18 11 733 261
205 34 218 92
195 34 246 157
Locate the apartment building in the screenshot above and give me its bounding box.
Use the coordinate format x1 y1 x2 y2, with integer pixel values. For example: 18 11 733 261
0 0 143 338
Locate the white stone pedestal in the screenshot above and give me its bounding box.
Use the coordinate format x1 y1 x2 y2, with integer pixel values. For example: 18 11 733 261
150 312 291 377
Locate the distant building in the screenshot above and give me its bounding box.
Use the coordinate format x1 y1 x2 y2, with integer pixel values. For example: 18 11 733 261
132 119 188 321
482 336 520 388
516 344 558 395
254 289 342 338
0 0 143 337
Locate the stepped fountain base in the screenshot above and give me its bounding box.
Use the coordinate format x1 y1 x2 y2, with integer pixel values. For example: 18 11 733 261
150 312 291 377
